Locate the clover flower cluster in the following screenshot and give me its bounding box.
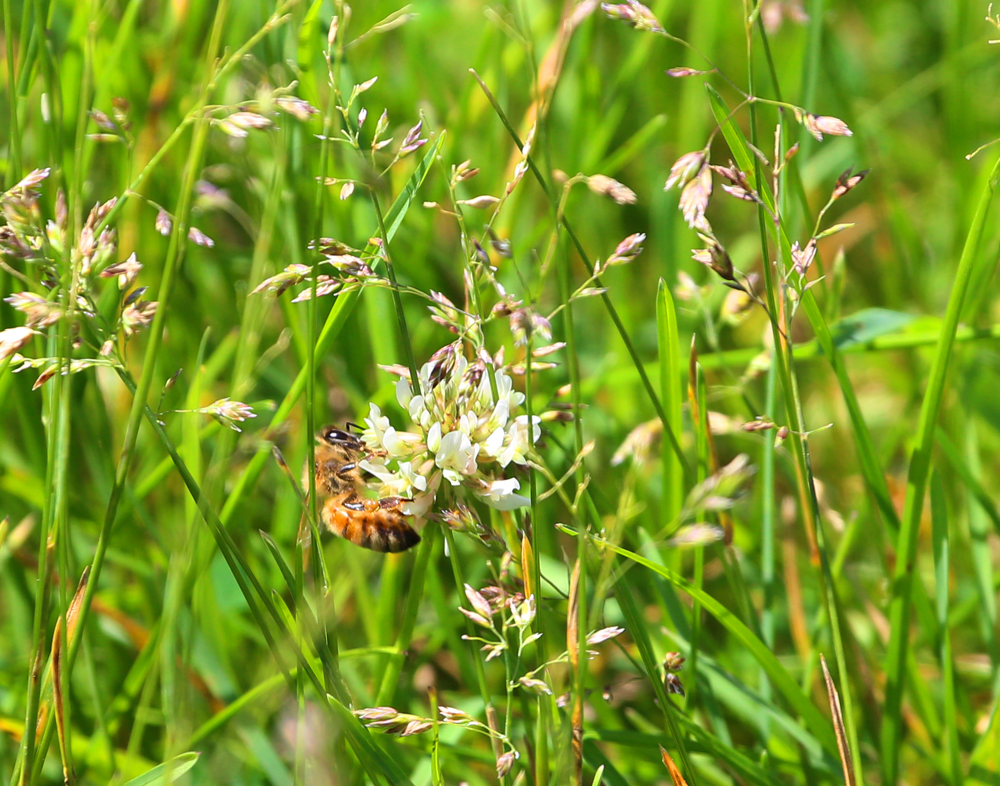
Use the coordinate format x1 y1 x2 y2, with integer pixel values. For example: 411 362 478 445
358 345 541 518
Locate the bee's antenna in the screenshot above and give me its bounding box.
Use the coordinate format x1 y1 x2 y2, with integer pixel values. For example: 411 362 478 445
345 421 363 433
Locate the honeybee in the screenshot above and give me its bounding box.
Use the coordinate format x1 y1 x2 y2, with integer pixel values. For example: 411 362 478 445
306 425 421 553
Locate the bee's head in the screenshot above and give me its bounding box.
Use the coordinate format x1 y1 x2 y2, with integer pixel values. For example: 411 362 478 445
318 425 360 448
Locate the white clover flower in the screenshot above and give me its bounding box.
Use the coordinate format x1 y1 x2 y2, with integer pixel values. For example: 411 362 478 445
363 403 392 447
479 477 529 511
436 430 480 483
499 415 541 467
359 345 542 523
396 378 413 409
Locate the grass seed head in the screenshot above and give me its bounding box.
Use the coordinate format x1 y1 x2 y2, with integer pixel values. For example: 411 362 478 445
791 239 817 276
587 174 637 205
678 164 713 227
691 240 735 282
802 112 852 141
601 1 663 33
0 327 37 360
122 300 158 337
665 150 707 191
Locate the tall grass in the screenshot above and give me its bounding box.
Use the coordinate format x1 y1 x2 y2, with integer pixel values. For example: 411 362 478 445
2 2 1000 785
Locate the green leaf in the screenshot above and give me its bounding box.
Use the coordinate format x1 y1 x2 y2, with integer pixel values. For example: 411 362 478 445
829 308 916 350
657 279 684 522
120 752 200 786
260 530 297 599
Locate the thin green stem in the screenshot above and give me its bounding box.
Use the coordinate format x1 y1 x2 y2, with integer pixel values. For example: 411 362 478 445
371 191 421 390
470 69 690 482
3 0 21 187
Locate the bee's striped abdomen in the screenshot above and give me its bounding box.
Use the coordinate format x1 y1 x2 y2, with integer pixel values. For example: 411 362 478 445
323 494 420 553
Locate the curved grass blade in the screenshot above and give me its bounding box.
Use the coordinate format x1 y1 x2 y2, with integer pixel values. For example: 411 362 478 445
656 279 683 523
120 752 200 786
615 571 699 785
881 151 1000 785
605 539 839 759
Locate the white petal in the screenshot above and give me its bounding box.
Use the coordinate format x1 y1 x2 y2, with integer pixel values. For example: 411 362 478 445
490 477 520 496
383 427 410 457
400 491 433 517
481 491 530 511
427 421 442 453
436 430 465 466
396 378 413 409
490 399 510 430
499 440 517 468
484 427 504 456
359 459 394 482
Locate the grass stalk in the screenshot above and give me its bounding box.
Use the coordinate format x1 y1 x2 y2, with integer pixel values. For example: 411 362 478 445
470 68 690 480
16 5 232 781
739 22 865 776
3 0 22 187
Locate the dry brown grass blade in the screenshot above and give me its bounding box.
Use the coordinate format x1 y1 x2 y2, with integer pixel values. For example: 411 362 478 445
821 655 858 786
781 517 811 662
63 566 90 646
503 0 598 175
659 745 691 786
50 618 71 786
50 567 88 786
520 532 535 602
567 558 580 669
567 558 583 784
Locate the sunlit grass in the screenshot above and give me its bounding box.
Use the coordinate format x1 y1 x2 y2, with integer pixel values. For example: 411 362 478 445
2 1 1000 785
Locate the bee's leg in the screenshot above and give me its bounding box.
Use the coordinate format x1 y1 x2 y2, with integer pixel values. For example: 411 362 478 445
342 495 366 512
378 496 407 510
335 462 357 476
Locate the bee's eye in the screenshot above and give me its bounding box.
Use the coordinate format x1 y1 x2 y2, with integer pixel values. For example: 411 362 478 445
324 428 351 444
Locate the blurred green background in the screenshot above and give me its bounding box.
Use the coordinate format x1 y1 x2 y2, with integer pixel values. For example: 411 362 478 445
2 0 1000 784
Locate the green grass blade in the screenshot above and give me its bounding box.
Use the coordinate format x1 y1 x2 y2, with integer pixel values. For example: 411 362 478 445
119 752 200 786
881 151 1000 784
615 570 699 786
260 531 298 600
607 540 839 759
375 520 439 704
326 696 416 786
656 279 683 523
931 472 963 786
